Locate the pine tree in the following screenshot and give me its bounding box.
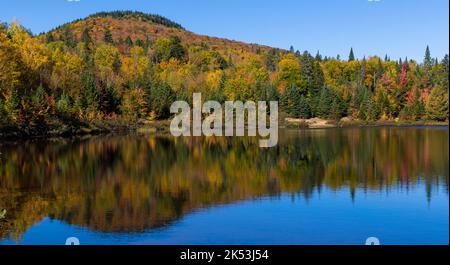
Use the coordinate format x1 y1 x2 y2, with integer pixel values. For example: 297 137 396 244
103 29 114 43
441 54 449 89
149 82 176 119
375 58 384 86
359 90 371 120
81 72 99 111
61 27 76 47
265 48 278 72
289 45 295 53
33 84 46 109
285 84 308 117
135 39 144 47
113 53 121 74
300 52 314 93
329 97 340 120
315 50 322 62
366 96 379 121
263 84 279 102
317 87 332 118
287 84 301 116
327 92 346 120
46 33 54 43
297 95 311 118
56 92 70 115
312 61 325 94
81 28 92 44
125 36 133 46
349 48 355 61
424 45 432 74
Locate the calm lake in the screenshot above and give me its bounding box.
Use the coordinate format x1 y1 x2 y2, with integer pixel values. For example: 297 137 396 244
0 127 448 245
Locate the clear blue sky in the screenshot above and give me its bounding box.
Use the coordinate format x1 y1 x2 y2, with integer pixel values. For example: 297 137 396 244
1 0 448 61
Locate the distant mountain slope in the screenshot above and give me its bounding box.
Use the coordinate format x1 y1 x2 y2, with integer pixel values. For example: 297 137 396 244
43 11 275 55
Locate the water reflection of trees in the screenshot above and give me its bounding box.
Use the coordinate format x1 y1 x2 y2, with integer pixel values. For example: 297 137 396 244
0 128 448 240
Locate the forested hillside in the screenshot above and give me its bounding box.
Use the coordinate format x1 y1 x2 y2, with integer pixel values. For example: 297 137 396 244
0 11 448 136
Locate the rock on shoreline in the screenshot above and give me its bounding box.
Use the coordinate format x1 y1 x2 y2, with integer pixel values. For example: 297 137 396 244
284 117 449 129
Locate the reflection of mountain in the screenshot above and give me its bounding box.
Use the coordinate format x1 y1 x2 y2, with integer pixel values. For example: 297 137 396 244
0 128 448 241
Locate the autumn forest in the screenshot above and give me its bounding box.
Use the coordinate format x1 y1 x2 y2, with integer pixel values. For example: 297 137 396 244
0 11 448 137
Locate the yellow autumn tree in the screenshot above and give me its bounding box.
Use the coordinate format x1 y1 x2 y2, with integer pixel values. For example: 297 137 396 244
94 44 120 84
0 28 22 123
120 46 149 83
120 87 148 119
277 53 305 93
50 48 84 97
8 21 49 82
0 28 22 94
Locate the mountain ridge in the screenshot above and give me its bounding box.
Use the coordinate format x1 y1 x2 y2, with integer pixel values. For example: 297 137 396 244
42 10 277 55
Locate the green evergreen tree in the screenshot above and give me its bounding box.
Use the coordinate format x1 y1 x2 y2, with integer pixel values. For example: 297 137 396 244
46 33 54 43
33 84 46 110
287 85 302 117
424 45 432 71
169 36 186 61
329 95 346 120
81 28 93 44
103 29 114 43
296 95 311 118
349 47 355 61
411 87 424 120
56 92 71 115
289 45 295 53
299 51 324 96
81 72 99 111
265 48 279 72
316 87 333 118
263 84 279 102
113 53 121 74
61 27 76 47
125 36 133 46
358 88 375 121
366 97 380 121
149 82 176 119
135 39 144 47
315 51 322 62
440 54 449 89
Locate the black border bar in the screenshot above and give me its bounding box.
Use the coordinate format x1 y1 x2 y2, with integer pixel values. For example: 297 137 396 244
0 245 448 264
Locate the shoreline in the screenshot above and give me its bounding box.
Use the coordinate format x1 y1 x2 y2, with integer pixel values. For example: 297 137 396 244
282 117 449 129
1 118 448 141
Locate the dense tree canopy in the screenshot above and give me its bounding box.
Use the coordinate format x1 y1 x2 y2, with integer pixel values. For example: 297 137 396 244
0 14 448 135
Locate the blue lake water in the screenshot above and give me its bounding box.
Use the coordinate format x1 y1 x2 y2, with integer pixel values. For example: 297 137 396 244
0 127 448 245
